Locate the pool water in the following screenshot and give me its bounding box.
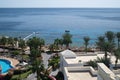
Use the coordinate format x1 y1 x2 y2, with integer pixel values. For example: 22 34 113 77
0 59 13 73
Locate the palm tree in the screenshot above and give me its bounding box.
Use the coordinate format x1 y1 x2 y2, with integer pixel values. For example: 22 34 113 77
14 37 18 47
0 36 7 46
19 39 26 62
0 37 7 54
27 37 44 80
83 36 90 53
58 39 63 50
105 31 115 43
114 48 120 68
62 31 72 49
102 42 110 60
105 31 115 55
54 38 61 50
30 48 42 80
116 32 120 48
101 41 115 67
96 36 105 51
39 38 45 51
7 37 14 47
19 39 26 49
49 44 55 52
27 37 41 49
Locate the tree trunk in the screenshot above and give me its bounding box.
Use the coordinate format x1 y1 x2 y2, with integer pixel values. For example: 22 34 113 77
105 51 107 60
115 58 118 68
66 44 69 49
104 50 108 66
85 45 87 53
118 39 120 48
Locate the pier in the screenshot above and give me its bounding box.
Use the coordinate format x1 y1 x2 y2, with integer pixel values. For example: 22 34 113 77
23 32 39 41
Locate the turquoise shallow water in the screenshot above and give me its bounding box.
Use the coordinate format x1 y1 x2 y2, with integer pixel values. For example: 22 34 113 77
0 59 13 73
0 8 120 47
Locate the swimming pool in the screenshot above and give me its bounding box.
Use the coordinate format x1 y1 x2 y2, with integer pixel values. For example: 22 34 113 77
0 59 13 74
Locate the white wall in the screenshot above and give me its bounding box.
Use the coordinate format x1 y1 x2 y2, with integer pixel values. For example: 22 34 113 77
97 63 116 80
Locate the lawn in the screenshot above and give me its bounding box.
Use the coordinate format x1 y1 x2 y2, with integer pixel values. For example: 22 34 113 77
11 70 32 80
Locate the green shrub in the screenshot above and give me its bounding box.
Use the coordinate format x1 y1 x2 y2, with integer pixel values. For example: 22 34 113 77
87 57 111 69
48 55 60 70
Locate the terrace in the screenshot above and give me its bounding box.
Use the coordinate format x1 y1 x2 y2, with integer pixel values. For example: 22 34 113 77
63 66 97 80
60 50 120 80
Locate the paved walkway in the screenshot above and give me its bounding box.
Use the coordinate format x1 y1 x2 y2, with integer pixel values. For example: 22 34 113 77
26 53 59 80
26 73 37 80
26 53 51 80
41 53 51 69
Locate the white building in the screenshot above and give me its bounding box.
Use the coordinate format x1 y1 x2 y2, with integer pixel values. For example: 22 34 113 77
60 50 120 80
60 49 83 71
98 63 120 80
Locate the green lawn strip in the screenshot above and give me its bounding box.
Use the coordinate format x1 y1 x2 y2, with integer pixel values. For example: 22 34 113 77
11 70 32 80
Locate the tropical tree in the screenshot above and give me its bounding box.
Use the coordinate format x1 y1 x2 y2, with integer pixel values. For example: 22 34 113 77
30 48 42 79
27 37 41 49
14 37 18 47
101 41 115 67
87 57 111 69
105 31 115 56
105 31 115 43
83 36 90 53
19 39 26 61
102 42 110 60
62 31 72 49
49 44 55 52
0 36 7 46
59 39 63 47
114 48 120 68
54 38 62 50
116 32 120 48
0 37 8 53
96 36 105 51
54 38 60 46
7 37 14 47
39 38 45 51
19 39 26 50
27 37 44 80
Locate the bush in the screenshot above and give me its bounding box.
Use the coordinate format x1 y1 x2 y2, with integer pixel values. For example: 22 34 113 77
87 60 97 68
11 50 20 55
14 66 31 75
48 55 60 70
87 57 111 69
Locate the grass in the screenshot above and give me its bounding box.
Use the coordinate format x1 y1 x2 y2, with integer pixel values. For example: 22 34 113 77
11 70 32 80
22 54 29 60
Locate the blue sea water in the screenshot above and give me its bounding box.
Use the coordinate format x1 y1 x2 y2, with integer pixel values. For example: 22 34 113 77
0 8 120 47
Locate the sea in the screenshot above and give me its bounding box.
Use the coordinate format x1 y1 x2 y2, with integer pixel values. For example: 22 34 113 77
0 8 120 47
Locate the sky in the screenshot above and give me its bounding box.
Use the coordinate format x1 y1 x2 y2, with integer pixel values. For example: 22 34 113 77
0 0 120 8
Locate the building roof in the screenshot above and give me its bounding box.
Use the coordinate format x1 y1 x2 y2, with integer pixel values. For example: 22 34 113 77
60 49 76 58
68 71 97 80
64 67 97 80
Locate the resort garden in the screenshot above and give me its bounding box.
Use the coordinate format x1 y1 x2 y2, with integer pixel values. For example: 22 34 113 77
0 31 120 80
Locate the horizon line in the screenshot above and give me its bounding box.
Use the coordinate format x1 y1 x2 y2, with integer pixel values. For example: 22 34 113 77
0 7 120 9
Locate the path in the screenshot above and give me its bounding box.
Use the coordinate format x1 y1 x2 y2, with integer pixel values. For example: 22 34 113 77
26 53 59 80
26 53 51 80
41 53 51 69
